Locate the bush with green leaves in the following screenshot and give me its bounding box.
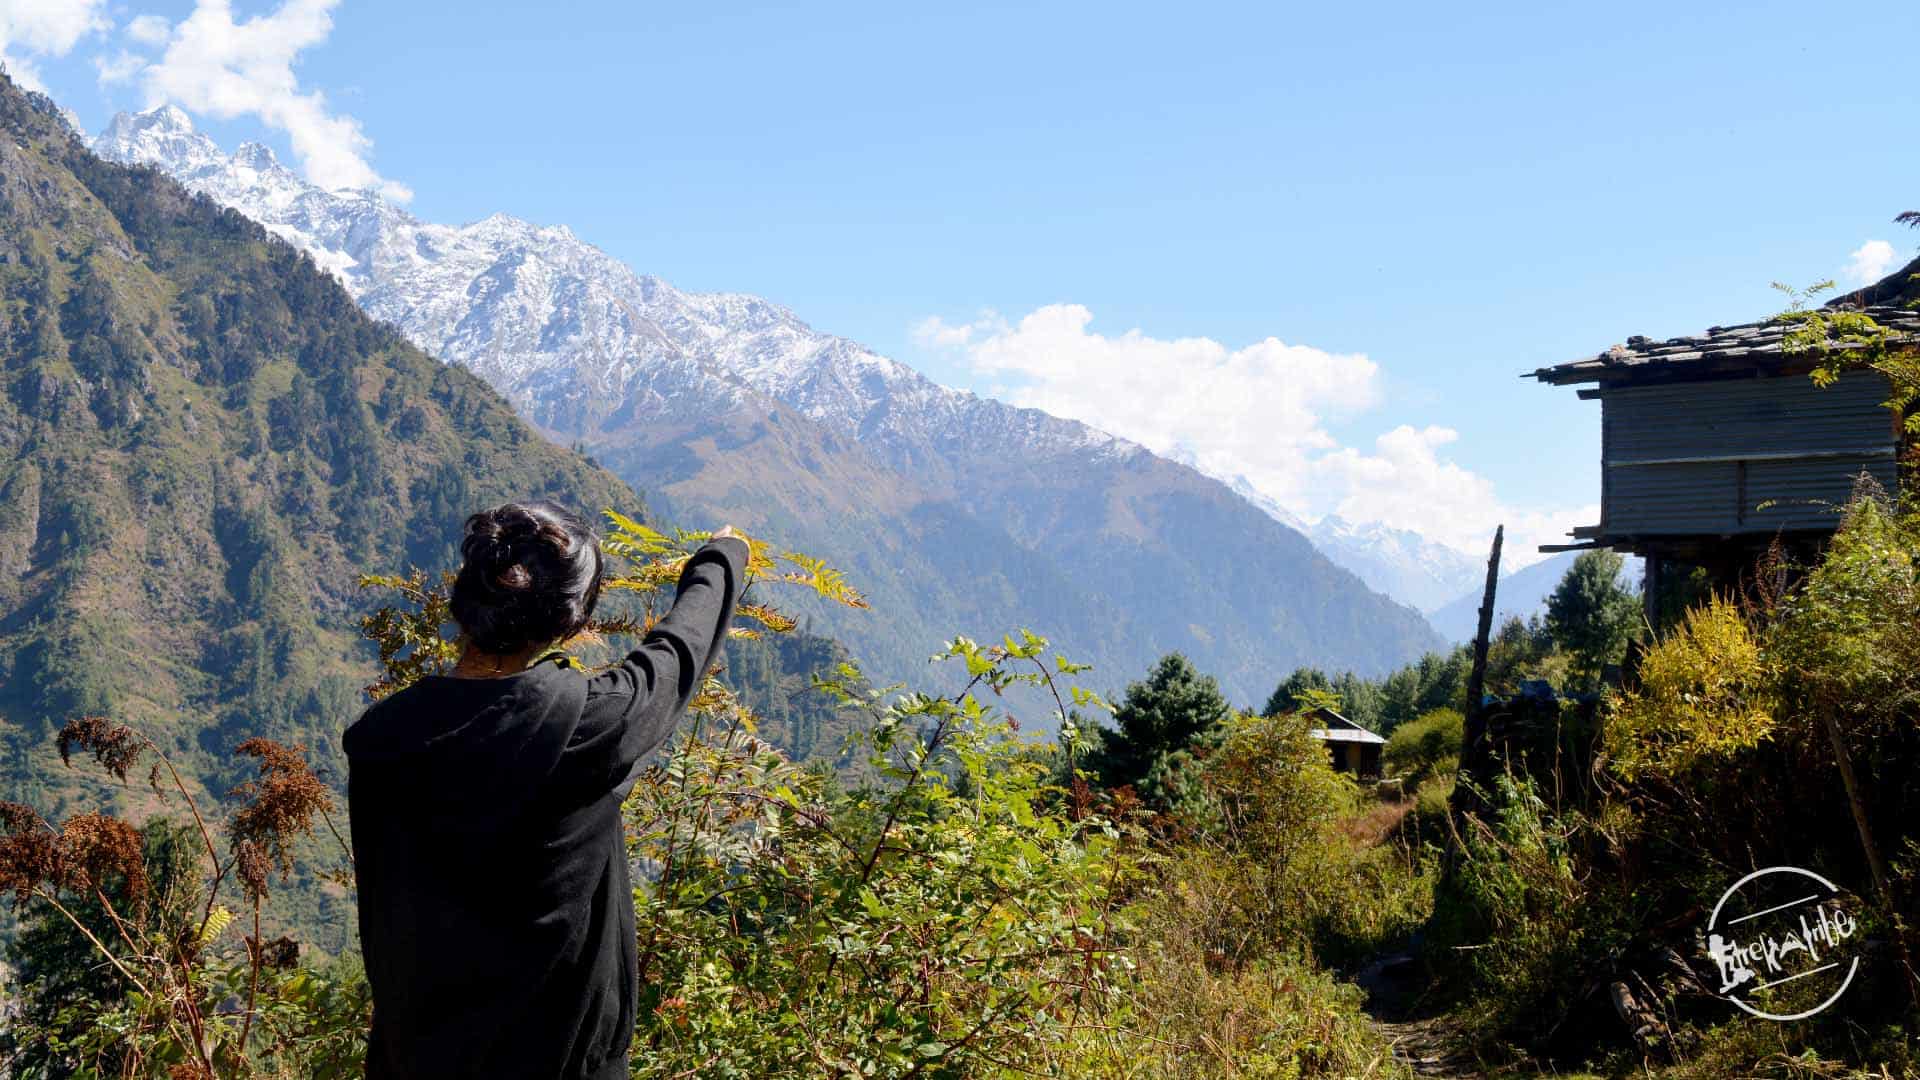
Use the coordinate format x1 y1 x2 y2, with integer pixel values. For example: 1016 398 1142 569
1135 709 1432 969
1426 772 1591 1043
1383 707 1463 785
1053 706 1423 1078
624 632 1133 1077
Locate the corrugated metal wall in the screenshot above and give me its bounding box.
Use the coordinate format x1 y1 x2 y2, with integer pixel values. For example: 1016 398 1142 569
1600 369 1898 535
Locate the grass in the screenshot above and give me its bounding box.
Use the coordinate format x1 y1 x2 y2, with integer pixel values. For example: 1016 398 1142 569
1067 944 1415 1079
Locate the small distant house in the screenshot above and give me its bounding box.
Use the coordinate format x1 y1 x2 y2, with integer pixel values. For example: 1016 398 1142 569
1305 705 1385 779
1528 283 1918 623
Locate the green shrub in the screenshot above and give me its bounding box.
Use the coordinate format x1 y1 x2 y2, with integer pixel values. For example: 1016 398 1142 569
1054 708 1431 1076
1121 710 1435 971
1607 594 1776 781
625 633 1132 1078
1383 707 1464 784
1426 773 1592 1044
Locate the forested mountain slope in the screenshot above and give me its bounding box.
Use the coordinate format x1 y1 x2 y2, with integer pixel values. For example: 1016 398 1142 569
0 74 863 856
0 74 625 824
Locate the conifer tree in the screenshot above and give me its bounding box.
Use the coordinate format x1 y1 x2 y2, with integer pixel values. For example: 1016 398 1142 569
1545 549 1640 690
1093 652 1232 804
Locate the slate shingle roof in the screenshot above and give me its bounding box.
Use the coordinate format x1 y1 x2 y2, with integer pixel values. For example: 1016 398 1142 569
1529 304 1920 386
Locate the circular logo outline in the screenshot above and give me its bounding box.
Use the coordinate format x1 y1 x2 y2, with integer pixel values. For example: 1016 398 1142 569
1706 865 1859 1022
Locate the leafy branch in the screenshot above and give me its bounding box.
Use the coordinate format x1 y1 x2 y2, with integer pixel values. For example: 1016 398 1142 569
355 507 868 700
1 718 359 1077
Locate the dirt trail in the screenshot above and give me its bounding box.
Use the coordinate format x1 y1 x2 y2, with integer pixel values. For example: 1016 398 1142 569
1374 1016 1476 1077
1354 951 1480 1078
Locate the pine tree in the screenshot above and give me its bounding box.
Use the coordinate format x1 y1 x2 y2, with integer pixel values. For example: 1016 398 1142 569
1092 652 1231 804
1545 549 1640 690
1261 666 1332 716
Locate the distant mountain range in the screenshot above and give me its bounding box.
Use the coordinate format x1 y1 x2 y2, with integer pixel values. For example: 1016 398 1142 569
1217 448 1610 645
1305 516 1484 615
1425 550 1643 644
92 104 1444 702
1214 470 1485 614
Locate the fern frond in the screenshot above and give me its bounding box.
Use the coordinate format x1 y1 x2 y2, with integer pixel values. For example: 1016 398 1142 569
198 905 235 951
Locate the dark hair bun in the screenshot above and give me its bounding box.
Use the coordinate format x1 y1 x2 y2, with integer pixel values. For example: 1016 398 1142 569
450 500 605 656
464 504 546 591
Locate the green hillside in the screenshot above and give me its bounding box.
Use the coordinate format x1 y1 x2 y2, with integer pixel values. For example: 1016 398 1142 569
0 74 864 944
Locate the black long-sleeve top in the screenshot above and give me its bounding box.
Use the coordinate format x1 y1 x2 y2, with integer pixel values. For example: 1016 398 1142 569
343 536 749 1079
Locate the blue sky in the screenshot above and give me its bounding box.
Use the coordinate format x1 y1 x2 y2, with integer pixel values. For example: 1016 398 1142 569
5 0 1916 558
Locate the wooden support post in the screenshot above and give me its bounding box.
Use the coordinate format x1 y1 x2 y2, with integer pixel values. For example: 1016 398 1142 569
1464 525 1503 735
1452 525 1504 823
1642 553 1662 634
1820 709 1920 1009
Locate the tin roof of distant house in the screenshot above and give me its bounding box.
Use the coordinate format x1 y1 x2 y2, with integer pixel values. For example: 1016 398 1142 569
1528 303 1920 387
1303 705 1386 745
1311 727 1387 744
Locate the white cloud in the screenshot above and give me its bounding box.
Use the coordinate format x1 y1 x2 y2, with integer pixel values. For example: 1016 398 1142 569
1318 424 1594 562
0 0 110 90
909 314 979 349
917 303 1379 507
919 304 1591 566
1846 239 1898 285
125 14 170 47
93 48 143 86
121 0 411 202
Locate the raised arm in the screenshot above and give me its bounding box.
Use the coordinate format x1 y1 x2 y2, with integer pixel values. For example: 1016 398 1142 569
567 533 751 793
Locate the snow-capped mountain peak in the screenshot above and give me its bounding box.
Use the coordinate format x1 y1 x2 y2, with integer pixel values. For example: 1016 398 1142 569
89 104 1153 469
1216 474 1481 614
1304 515 1481 614
86 102 1450 690
115 101 192 135
231 140 284 170
96 103 225 175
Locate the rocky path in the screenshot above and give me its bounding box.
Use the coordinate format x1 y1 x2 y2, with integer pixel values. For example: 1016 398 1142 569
1375 1017 1476 1077
1355 951 1480 1078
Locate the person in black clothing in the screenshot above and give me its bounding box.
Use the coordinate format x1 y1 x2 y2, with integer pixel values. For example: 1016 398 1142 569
343 499 749 1079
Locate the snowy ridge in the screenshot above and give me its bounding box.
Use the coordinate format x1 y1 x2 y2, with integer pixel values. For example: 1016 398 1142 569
1218 466 1480 615
91 105 1141 472
86 103 1455 691
1305 516 1481 615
